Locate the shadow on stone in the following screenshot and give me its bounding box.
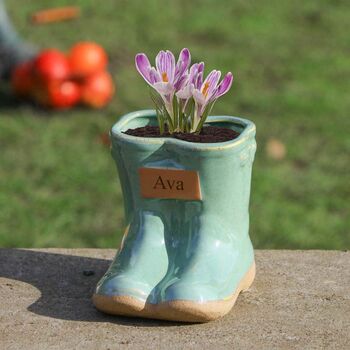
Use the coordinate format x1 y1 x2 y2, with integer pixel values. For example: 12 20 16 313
0 248 184 327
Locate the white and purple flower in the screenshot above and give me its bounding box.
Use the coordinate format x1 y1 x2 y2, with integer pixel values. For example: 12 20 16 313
135 48 190 109
135 48 233 133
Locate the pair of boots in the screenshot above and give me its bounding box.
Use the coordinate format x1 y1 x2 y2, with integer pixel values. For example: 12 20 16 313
93 110 256 322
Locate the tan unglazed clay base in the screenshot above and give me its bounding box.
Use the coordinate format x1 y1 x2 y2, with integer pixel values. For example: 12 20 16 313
93 262 255 323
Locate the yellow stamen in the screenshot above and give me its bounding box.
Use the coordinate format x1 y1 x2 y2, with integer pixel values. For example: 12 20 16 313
162 72 168 82
202 82 210 97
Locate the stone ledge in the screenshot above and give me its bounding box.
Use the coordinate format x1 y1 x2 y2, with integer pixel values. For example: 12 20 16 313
0 249 349 349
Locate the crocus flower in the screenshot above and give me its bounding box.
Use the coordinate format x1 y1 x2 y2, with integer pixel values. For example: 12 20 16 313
135 48 191 115
174 48 191 90
192 70 233 115
190 70 233 130
135 48 234 134
176 62 203 97
176 62 204 111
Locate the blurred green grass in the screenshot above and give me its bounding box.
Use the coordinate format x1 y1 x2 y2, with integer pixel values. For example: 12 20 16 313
0 0 349 248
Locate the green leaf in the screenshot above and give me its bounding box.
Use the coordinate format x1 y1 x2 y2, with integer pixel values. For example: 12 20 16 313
195 100 216 134
163 107 174 133
150 89 167 133
179 112 185 132
156 107 164 134
185 113 192 133
172 94 178 131
150 89 165 111
190 99 195 132
184 98 194 116
182 98 195 132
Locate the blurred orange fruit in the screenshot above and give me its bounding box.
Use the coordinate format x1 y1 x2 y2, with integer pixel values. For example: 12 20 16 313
69 42 108 77
81 71 114 108
33 79 81 109
33 49 70 82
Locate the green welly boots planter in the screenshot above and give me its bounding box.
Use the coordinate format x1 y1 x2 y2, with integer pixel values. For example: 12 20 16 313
93 110 257 322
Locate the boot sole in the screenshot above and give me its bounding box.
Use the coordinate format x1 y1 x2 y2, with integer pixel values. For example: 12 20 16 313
92 261 255 323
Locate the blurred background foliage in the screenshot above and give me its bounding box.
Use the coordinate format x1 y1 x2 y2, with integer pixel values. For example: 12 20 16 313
0 0 349 248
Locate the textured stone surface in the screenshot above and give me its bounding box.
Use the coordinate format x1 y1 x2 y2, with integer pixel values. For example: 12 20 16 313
0 249 349 349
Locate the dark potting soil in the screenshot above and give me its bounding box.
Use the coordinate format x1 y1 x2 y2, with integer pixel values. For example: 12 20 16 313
123 125 239 143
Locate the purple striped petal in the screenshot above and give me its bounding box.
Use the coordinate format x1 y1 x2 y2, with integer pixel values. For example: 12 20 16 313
174 73 188 90
214 72 233 98
155 51 165 74
203 70 221 88
149 67 161 84
197 62 204 74
155 51 167 80
192 88 206 106
156 50 175 83
188 63 199 85
153 82 175 96
135 53 152 84
201 70 221 99
195 62 204 88
166 50 176 82
176 83 194 100
175 48 191 79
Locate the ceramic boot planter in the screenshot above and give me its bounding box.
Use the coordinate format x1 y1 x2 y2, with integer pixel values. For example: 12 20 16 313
93 109 257 322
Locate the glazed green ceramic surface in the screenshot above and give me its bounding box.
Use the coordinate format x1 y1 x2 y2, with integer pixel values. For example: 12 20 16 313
95 110 256 304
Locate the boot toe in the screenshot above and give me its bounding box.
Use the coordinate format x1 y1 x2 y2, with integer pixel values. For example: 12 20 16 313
96 274 151 301
93 275 153 315
163 281 219 303
159 281 226 322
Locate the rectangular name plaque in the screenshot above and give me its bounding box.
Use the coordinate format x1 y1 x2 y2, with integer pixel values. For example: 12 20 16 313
139 167 202 200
